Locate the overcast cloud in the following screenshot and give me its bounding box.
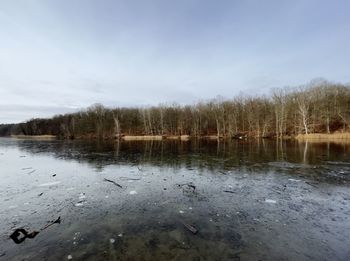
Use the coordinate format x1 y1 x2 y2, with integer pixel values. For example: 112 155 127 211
1 0 349 123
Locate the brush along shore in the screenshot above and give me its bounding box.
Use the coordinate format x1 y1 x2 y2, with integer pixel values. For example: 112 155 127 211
296 133 350 140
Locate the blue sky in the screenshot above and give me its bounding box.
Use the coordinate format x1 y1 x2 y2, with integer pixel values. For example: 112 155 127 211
0 0 349 123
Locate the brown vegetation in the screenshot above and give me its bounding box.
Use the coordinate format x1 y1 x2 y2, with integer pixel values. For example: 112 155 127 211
122 135 163 141
296 133 350 140
1 79 349 139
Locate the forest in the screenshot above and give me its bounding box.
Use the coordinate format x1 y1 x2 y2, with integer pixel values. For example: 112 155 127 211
1 80 350 139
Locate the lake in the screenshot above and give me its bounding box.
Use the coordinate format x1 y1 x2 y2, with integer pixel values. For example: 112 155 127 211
0 137 349 260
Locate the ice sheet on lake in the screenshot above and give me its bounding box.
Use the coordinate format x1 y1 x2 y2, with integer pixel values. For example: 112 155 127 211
38 181 61 187
268 162 309 169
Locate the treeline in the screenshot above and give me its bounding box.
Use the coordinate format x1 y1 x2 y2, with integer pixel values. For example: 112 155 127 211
1 79 350 139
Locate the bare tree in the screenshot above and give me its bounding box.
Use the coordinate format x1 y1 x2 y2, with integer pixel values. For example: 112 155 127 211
295 87 311 134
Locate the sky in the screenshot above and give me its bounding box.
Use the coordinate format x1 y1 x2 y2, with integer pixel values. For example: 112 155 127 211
0 0 349 123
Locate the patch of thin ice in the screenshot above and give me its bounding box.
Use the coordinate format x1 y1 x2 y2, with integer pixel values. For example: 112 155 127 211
38 181 61 187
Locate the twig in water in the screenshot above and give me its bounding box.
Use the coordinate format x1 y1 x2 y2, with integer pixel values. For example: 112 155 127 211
223 190 236 194
41 216 61 230
104 178 123 188
182 222 198 234
305 181 318 188
177 183 196 190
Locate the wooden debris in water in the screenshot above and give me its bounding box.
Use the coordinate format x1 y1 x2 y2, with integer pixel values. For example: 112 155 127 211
223 190 236 194
9 216 61 244
41 216 61 230
103 178 123 188
177 183 196 190
182 222 198 234
10 229 39 244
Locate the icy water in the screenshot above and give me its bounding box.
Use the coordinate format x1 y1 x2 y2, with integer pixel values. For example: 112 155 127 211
0 138 349 261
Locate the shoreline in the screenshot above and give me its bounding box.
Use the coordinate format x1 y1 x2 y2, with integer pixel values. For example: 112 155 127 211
4 133 350 141
10 135 57 140
296 133 350 140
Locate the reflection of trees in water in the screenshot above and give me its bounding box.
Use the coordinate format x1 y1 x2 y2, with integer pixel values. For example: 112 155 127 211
12 138 350 175
303 141 308 164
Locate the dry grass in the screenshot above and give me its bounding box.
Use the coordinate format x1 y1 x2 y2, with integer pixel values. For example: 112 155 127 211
164 135 190 140
165 135 180 140
122 135 191 141
296 133 350 141
202 135 220 140
122 135 164 141
180 135 190 141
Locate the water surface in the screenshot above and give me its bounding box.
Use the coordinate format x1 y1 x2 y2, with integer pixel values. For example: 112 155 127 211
0 138 349 260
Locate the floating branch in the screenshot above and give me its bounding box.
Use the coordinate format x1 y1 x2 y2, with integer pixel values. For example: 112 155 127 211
104 178 123 188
